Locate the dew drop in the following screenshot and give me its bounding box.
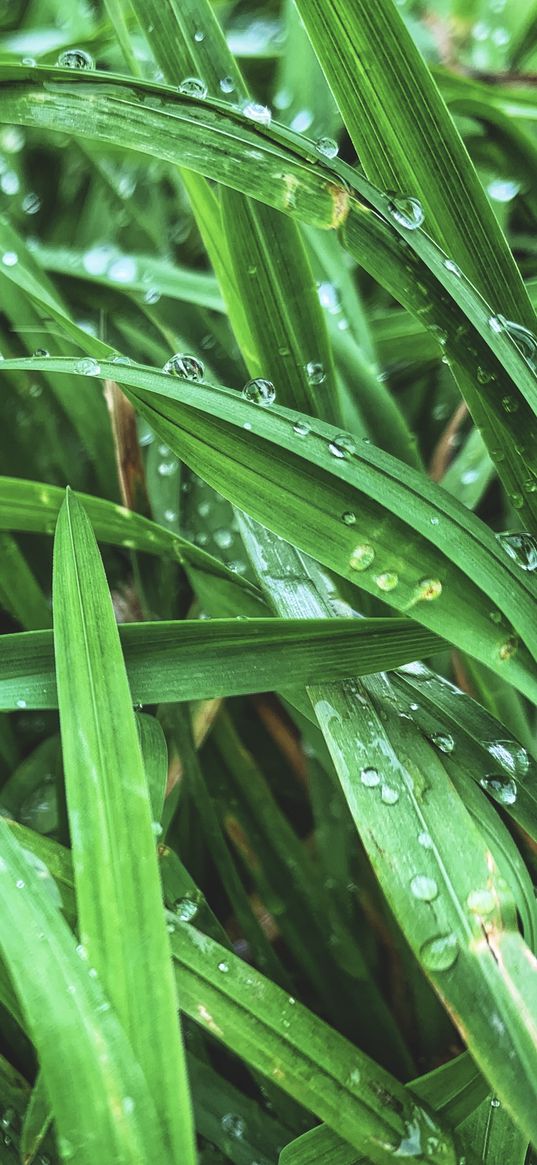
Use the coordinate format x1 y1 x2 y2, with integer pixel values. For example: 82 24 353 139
220 76 235 94
193 29 205 42
490 1097 501 1108
479 774 517 805
467 888 496 915
151 821 163 837
416 577 442 601
214 528 233 550
163 352 204 380
16 698 27 709
387 193 425 230
221 1114 246 1139
122 1097 135 1115
179 77 208 99
418 831 433 848
361 767 380 787
420 932 459 971
410 875 438 901
315 136 339 159
2 251 18 267
328 433 355 458
381 784 400 805
490 315 537 367
342 511 356 526
477 366 493 384
218 960 230 973
444 259 461 277
483 739 529 777
349 543 375 571
375 571 398 592
242 378 276 405
496 530 537 572
174 895 200 922
74 357 101 376
57 48 94 69
241 100 272 126
429 732 454 754
487 179 520 203
305 361 326 385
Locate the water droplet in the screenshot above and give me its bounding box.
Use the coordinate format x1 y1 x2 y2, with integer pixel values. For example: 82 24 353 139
479 774 517 805
22 192 41 215
214 528 233 550
328 433 355 458
158 461 177 477
375 572 398 592
381 784 400 804
143 287 161 305
410 875 438 901
499 635 518 661
241 100 272 126
348 543 374 572
489 315 537 367
194 29 205 42
429 732 454 754
16 698 27 709
179 77 208 99
221 1114 246 1138
16 879 25 889
109 256 137 283
467 888 496 915
57 48 94 69
151 821 163 837
122 1096 135 1115
415 577 442 601
420 933 459 971
315 136 339 159
174 895 200 922
490 1097 501 1108
361 767 380 787
218 960 230 973
74 357 101 376
483 739 529 777
502 395 518 413
477 365 493 384
444 259 461 276
418 831 433 848
242 378 276 405
220 76 235 94
342 511 356 526
496 530 537 572
163 352 204 380
487 178 520 203
1 1109 14 1131
293 419 310 436
387 193 425 230
2 251 18 267
305 361 326 385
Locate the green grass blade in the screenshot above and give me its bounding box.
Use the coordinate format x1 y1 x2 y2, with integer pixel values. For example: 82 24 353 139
52 489 196 1164
0 616 444 709
0 820 168 1165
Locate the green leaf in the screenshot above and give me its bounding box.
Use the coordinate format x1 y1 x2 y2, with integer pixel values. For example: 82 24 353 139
52 489 196 1164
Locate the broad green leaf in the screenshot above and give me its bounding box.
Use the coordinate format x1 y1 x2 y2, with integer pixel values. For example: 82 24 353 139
52 490 196 1164
0 615 443 710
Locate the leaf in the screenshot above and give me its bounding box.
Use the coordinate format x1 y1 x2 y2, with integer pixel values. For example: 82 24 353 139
0 820 168 1165
52 489 196 1164
0 616 444 709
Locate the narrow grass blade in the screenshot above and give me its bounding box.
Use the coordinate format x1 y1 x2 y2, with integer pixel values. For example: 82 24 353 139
52 490 196 1164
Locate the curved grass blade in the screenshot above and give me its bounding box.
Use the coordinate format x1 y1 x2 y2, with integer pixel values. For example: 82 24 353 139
0 616 444 710
52 490 196 1164
168 920 460 1165
5 355 534 696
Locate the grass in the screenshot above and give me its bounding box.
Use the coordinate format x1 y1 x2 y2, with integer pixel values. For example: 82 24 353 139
0 0 536 1162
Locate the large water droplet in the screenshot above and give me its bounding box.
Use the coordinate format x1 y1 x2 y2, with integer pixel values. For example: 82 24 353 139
429 732 454 754
410 875 438 901
487 178 520 203
415 577 442 601
305 361 326 385
242 378 276 405
420 932 459 971
349 544 375 571
57 48 94 69
387 193 425 230
220 76 235 94
483 739 529 777
489 315 537 367
163 353 204 380
2 251 18 267
375 571 398 592
179 77 208 99
74 357 101 376
381 784 400 804
444 259 461 277
328 433 355 458
241 100 272 126
293 419 310 436
221 1114 246 1139
479 774 517 804
496 530 537 572
361 767 380 787
174 895 200 921
467 888 496 915
315 136 339 159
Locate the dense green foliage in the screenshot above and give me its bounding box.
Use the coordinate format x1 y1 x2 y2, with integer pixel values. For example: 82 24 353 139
0 1 536 1163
